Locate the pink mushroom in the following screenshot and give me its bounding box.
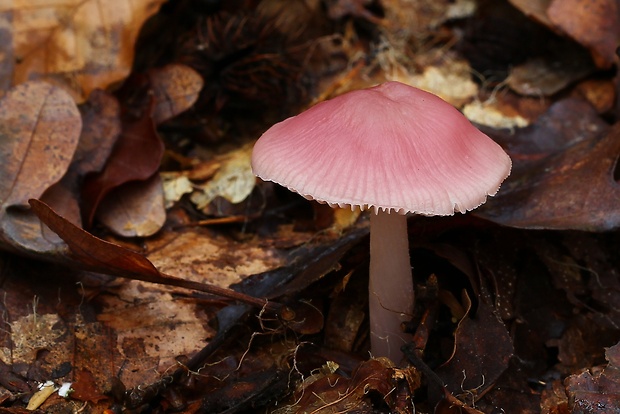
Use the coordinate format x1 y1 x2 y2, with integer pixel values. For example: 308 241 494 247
251 81 511 361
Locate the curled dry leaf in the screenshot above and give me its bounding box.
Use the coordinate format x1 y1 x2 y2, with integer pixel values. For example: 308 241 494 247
1 0 167 102
0 81 81 253
462 100 530 130
29 199 163 279
161 172 193 208
399 60 478 107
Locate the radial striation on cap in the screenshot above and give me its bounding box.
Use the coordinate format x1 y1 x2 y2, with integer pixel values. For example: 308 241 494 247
252 81 511 216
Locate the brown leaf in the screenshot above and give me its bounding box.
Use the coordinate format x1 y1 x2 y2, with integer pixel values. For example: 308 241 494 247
548 0 620 69
434 299 514 406
29 199 162 279
293 358 398 413
508 0 554 27
506 48 594 97
478 101 619 230
1 0 167 102
148 64 204 125
28 199 282 311
8 89 123 252
0 360 29 393
73 89 122 177
564 342 620 411
0 81 81 209
50 93 122 225
81 98 164 227
0 81 81 253
493 98 609 156
540 380 570 414
96 174 166 237
70 370 108 404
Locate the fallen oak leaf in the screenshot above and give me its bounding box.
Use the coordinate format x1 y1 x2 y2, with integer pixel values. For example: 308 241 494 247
28 199 281 313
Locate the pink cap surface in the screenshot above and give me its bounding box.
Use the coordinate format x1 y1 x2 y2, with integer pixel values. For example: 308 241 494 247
252 81 511 215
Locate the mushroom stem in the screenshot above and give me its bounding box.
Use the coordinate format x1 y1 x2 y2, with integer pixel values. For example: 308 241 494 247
369 210 413 361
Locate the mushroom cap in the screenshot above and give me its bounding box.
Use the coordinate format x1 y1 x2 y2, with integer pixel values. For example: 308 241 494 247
252 81 511 215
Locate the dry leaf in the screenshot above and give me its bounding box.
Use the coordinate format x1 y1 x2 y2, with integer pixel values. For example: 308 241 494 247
548 0 620 69
148 64 204 124
0 81 81 209
146 227 285 289
405 60 478 107
507 0 554 27
563 342 620 411
462 100 530 129
73 89 122 177
435 300 514 402
96 174 166 237
1 0 167 101
81 98 164 227
190 144 256 210
479 114 618 230
161 173 193 208
506 48 594 97
0 81 81 253
29 199 279 310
